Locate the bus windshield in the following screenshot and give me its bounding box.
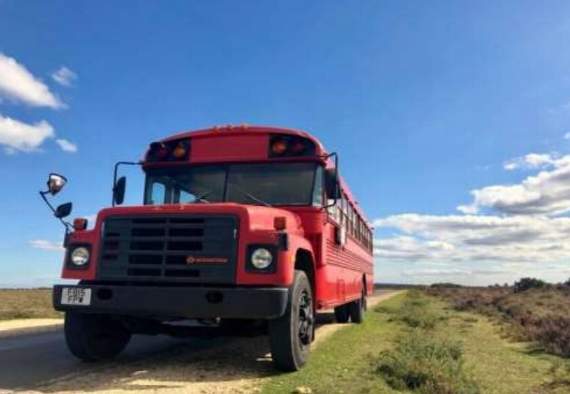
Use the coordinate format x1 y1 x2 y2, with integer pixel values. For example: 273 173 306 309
144 162 323 206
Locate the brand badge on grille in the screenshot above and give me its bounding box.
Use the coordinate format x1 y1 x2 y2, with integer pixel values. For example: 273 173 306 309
186 256 228 264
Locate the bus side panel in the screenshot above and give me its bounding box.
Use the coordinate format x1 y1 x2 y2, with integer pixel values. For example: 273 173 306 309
318 223 373 309
316 264 365 308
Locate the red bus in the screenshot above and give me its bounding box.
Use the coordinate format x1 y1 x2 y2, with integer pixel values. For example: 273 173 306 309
43 125 374 371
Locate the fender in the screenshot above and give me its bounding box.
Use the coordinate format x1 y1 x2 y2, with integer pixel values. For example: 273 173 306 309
285 233 316 286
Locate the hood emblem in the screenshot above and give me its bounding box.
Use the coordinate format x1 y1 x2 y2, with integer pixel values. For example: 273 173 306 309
186 256 228 264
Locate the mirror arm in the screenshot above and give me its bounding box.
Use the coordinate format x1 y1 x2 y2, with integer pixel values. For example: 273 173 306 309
322 152 339 210
39 190 57 215
38 191 73 232
112 161 143 206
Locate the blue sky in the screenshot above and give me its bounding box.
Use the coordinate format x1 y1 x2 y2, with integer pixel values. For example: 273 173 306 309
1 1 570 287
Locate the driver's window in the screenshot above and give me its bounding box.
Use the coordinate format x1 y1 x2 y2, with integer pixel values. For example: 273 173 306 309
149 181 166 205
312 167 324 207
178 190 194 204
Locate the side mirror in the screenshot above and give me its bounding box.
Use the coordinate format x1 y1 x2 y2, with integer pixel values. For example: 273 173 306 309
113 176 126 205
54 202 73 218
47 173 67 195
325 168 339 200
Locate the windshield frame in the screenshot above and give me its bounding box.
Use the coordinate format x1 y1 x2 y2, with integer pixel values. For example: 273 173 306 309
143 162 324 207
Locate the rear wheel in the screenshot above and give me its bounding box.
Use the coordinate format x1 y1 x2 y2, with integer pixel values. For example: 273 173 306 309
334 304 349 323
348 297 364 324
269 270 314 371
65 312 131 361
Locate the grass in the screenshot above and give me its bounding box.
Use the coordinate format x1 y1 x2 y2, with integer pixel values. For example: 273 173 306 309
0 288 61 320
261 291 570 394
262 294 406 394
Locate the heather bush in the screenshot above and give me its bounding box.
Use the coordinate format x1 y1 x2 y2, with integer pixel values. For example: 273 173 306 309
428 283 570 358
528 316 570 357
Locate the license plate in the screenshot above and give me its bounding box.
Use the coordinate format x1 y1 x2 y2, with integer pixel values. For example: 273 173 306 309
61 288 92 306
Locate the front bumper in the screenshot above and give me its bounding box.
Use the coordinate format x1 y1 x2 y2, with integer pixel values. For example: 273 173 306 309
53 284 289 320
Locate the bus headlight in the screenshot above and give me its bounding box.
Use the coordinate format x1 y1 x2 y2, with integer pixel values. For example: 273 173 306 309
251 248 273 270
70 247 90 266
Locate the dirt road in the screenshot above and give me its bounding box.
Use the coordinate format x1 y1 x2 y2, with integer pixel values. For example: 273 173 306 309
0 290 401 394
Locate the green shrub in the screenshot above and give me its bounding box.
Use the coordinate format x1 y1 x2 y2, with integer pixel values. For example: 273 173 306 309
377 331 479 394
430 282 463 289
396 291 441 329
398 307 439 330
514 277 548 293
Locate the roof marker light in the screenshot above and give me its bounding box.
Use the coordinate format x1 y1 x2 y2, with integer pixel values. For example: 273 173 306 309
271 139 288 155
172 142 188 159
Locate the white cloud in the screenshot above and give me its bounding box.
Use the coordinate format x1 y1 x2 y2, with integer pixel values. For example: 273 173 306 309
374 214 570 264
456 204 479 215
0 53 64 109
51 66 77 87
564 132 570 140
503 153 557 171
0 114 54 153
56 138 78 153
459 154 570 216
29 239 64 252
401 268 473 277
377 149 570 284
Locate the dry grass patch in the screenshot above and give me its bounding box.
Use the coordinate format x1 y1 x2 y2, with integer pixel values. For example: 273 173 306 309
0 288 60 320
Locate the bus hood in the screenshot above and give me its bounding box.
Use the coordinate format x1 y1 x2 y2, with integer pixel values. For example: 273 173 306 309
94 203 303 234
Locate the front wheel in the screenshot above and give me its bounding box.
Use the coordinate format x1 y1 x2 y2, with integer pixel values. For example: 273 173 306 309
269 270 314 371
64 312 131 361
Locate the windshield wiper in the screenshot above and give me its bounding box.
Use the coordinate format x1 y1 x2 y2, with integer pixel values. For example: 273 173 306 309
229 183 272 207
192 190 212 203
168 178 212 204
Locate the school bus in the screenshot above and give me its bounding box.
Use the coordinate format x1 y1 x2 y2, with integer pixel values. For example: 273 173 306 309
43 125 373 371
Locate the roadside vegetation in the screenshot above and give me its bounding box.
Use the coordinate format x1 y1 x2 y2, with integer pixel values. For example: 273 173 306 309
0 288 60 320
376 291 478 393
428 278 570 358
262 290 570 393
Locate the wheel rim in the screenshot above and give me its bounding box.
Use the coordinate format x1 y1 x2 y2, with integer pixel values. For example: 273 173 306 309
298 289 314 347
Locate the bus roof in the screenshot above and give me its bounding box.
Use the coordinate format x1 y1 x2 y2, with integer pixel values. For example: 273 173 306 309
163 124 326 154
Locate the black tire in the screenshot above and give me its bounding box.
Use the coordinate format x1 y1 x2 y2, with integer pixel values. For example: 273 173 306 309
269 270 314 371
349 291 365 324
334 304 349 323
64 312 131 361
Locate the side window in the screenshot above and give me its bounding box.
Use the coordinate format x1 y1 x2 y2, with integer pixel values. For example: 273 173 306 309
348 204 354 236
341 194 348 232
312 167 324 207
178 190 194 204
148 181 166 205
